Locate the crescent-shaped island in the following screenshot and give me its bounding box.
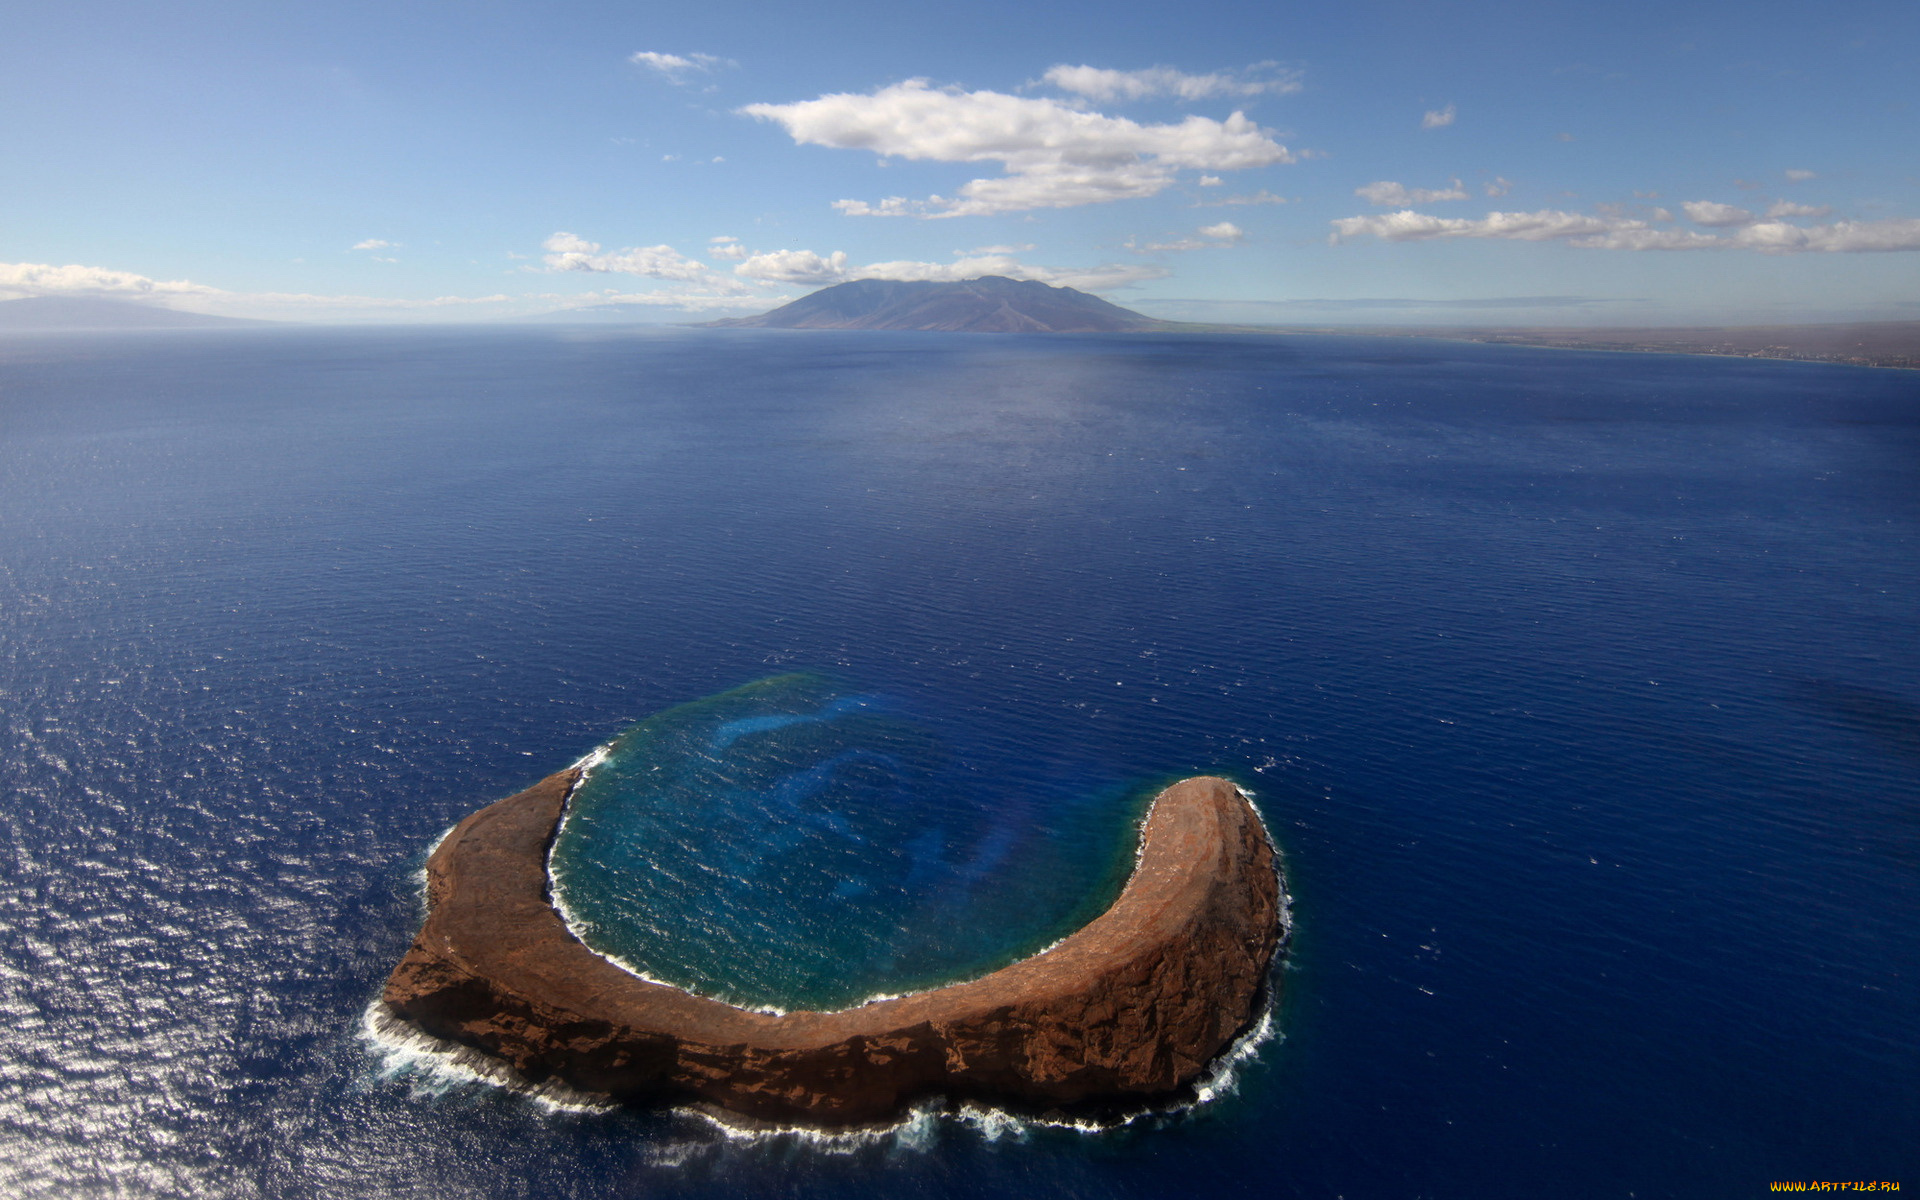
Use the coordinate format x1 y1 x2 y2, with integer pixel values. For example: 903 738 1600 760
382 770 1282 1126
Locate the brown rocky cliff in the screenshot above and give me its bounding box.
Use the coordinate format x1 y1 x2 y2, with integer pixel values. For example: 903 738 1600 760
383 772 1281 1126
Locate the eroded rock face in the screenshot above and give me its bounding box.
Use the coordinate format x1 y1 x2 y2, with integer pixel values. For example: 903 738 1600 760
382 772 1281 1126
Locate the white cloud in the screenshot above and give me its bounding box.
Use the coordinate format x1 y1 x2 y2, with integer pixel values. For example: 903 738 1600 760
1033 262 1170 290
1356 179 1468 206
1128 221 1246 253
630 51 730 83
1784 168 1817 182
1766 200 1831 219
535 285 772 313
242 292 515 309
1196 189 1288 207
718 243 1167 292
828 197 921 217
0 259 534 319
857 255 1169 291
1332 209 1622 244
734 249 851 284
0 247 1181 322
351 239 396 251
1329 208 1920 253
1575 226 1731 250
540 232 709 280
1725 219 1920 252
545 231 1171 296
1040 63 1301 102
1198 175 1224 186
1485 177 1512 197
1681 200 1755 227
742 79 1292 217
1421 104 1456 129
0 255 788 320
0 260 221 301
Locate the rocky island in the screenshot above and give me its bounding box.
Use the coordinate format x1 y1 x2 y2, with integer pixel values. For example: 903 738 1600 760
382 771 1282 1126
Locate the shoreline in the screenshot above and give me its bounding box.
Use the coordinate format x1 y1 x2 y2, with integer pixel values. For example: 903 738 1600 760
1185 320 1920 371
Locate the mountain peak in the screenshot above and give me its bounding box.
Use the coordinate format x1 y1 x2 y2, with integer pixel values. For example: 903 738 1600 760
706 277 1166 333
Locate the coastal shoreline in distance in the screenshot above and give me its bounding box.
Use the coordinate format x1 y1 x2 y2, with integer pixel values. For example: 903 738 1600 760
1186 319 1920 371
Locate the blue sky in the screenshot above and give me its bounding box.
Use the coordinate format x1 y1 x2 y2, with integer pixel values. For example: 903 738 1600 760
3 0 1915 324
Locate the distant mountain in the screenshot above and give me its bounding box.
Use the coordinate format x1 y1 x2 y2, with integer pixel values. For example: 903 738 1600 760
0 296 268 331
705 276 1168 333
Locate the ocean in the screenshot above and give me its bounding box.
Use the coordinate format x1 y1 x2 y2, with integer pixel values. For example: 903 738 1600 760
0 326 1913 1198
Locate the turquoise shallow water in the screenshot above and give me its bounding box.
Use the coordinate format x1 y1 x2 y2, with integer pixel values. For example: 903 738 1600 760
549 673 1143 1011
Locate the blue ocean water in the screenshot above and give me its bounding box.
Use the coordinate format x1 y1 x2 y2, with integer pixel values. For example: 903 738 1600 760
0 326 1914 1197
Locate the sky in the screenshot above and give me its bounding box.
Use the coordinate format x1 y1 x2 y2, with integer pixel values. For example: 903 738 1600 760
2 0 1916 326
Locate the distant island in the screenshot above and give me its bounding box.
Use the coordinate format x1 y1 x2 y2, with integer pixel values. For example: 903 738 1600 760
705 275 1170 333
384 771 1282 1126
0 296 268 332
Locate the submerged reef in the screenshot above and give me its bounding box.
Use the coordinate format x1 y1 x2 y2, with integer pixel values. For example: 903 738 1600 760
383 769 1282 1126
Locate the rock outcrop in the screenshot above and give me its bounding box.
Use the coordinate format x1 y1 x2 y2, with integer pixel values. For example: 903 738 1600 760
382 771 1282 1126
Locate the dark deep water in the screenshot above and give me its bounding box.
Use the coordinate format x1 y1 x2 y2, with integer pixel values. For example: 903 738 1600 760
0 326 1914 1198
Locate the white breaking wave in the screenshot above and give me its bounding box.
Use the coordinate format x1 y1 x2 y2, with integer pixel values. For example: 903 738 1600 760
1236 781 1296 943
639 984 1287 1163
407 824 457 918
358 1001 613 1114
361 978 1284 1152
647 789 1295 1156
569 744 612 773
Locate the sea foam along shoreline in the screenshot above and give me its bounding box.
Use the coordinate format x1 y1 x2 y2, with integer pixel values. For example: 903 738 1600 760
358 985 1286 1154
